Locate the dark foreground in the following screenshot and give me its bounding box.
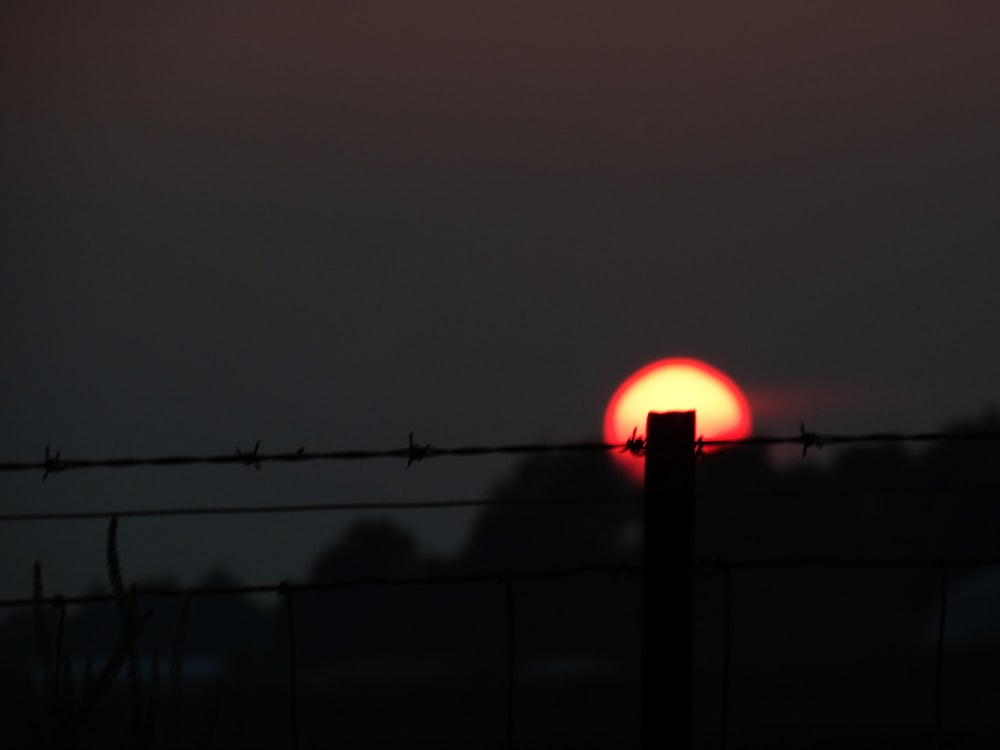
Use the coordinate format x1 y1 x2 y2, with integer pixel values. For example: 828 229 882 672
6 646 1000 749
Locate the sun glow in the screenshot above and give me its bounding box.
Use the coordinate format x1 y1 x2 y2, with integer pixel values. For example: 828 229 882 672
603 358 752 483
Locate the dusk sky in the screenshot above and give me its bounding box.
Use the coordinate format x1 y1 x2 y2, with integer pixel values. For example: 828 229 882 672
2 2 999 601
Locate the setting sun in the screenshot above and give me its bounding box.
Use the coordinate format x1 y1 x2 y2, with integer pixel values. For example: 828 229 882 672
603 358 752 482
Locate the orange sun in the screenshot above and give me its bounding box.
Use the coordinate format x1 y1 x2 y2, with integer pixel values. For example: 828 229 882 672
603 358 752 483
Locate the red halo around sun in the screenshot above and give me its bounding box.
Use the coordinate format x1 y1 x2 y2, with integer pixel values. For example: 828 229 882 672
603 358 752 483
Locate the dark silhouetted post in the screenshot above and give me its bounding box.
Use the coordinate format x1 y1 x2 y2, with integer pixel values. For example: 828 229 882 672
642 410 696 750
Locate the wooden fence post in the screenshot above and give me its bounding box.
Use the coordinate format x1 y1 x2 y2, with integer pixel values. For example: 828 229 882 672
642 410 696 749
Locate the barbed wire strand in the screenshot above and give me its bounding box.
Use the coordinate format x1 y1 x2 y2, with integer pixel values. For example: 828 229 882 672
4 429 1000 480
2 439 619 479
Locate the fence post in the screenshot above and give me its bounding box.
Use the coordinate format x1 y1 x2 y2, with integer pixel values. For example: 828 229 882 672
642 410 696 750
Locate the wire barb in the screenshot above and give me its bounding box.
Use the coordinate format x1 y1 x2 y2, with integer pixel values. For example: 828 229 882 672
407 432 431 467
623 427 646 455
800 423 822 457
236 441 261 471
42 445 62 482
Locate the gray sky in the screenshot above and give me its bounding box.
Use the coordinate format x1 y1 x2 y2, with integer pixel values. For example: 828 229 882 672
2 1 999 601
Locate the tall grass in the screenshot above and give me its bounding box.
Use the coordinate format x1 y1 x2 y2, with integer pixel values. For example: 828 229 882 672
30 516 208 749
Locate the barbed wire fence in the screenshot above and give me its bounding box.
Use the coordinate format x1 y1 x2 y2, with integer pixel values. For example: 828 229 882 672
6 558 998 749
3 427 1000 749
4 426 1000 479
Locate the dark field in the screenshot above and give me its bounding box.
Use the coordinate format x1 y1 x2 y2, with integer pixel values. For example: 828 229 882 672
6 647 1000 748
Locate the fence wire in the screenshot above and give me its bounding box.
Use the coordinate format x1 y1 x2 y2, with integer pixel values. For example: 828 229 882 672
6 426 1000 747
7 558 990 750
0 495 642 524
3 428 1000 480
